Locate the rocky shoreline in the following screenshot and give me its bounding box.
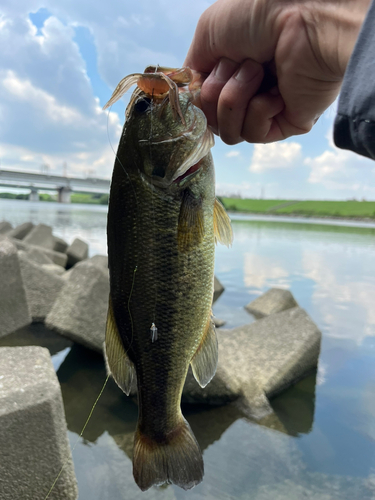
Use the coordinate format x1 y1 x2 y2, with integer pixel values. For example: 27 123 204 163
0 220 322 499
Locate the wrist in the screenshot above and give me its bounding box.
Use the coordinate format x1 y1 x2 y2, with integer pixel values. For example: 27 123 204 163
301 0 372 77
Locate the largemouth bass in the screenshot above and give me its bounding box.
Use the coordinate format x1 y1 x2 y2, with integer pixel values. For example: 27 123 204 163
104 68 232 491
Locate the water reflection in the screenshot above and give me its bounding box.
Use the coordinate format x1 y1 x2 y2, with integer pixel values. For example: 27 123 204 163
243 253 289 289
57 343 317 457
302 248 375 342
2 201 375 498
215 218 375 344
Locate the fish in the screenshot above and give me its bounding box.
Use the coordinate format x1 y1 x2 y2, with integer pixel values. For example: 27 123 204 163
103 67 233 491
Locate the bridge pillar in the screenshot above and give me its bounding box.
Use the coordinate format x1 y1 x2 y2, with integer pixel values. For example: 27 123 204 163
58 187 72 203
29 188 39 202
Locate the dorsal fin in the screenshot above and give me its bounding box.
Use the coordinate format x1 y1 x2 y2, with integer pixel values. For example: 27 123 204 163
104 297 136 395
213 198 233 247
190 315 218 388
177 190 204 252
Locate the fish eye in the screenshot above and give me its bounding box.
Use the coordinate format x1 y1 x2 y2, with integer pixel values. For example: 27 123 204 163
134 97 151 113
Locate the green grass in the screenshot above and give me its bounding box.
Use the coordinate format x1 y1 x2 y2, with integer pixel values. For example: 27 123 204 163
70 193 108 205
220 198 290 212
220 198 375 219
0 192 109 204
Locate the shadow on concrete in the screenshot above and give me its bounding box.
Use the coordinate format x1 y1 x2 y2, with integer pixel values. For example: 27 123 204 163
0 322 72 356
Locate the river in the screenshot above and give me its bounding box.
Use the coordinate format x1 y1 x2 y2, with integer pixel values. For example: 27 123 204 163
1 198 375 499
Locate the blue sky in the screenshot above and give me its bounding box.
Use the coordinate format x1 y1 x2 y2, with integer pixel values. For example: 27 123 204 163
0 1 374 200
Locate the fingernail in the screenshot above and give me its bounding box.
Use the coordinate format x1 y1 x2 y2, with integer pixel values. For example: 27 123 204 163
214 58 238 81
234 65 252 84
234 59 262 84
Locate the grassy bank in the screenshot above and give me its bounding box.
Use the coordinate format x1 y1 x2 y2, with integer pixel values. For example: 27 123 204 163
0 192 109 204
220 198 375 219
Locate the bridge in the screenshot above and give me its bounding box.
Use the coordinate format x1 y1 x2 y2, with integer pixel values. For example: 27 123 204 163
0 169 111 203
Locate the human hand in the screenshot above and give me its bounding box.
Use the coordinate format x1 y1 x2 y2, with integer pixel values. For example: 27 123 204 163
184 0 370 144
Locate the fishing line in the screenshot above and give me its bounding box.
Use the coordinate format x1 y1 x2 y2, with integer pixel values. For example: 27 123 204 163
44 265 138 499
43 374 110 500
44 108 141 500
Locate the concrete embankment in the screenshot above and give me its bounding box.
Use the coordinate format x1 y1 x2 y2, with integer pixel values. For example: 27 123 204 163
0 219 322 495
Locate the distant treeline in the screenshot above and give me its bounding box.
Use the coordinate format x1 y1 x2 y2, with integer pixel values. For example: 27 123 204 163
220 198 375 219
0 192 109 205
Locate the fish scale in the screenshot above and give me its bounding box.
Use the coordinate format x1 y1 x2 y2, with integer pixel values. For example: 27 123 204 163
104 81 232 491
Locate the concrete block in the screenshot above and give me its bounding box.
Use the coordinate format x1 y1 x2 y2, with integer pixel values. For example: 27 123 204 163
0 238 31 337
66 238 89 268
213 317 226 328
245 288 299 319
23 223 54 249
11 238 68 267
7 222 34 240
213 275 224 303
21 246 54 265
18 254 65 322
0 346 78 499
53 236 68 253
61 268 74 281
182 307 321 418
88 254 108 270
46 261 109 352
0 221 12 234
42 263 66 276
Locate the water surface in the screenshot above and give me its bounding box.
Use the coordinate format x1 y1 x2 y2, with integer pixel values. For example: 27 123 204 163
1 199 375 499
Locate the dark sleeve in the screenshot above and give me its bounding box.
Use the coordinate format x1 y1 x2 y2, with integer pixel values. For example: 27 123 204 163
334 0 375 160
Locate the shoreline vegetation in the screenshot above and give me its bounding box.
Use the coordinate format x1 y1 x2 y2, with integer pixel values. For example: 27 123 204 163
220 198 375 221
0 192 109 204
1 192 375 220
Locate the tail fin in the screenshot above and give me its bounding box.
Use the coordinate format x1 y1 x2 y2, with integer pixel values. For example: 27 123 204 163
133 418 203 491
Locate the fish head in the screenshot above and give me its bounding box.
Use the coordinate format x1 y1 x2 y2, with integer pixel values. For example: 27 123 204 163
126 91 214 190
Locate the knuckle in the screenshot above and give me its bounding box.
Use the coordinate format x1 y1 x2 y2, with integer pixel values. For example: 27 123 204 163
219 131 241 145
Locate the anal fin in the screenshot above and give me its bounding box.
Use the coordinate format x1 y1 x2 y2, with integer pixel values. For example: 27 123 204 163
191 316 218 388
104 296 136 395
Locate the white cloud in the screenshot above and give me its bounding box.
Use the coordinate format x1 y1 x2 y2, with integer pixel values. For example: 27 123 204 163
305 148 347 185
305 130 375 194
3 70 82 124
225 150 241 158
249 142 302 173
0 12 122 178
0 2 213 181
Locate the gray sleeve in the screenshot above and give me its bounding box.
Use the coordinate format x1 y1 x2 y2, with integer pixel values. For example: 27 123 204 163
334 0 375 160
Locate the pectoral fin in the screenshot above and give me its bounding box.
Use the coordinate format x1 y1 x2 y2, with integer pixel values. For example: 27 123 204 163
191 316 218 388
177 190 204 252
214 198 233 247
104 297 136 395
